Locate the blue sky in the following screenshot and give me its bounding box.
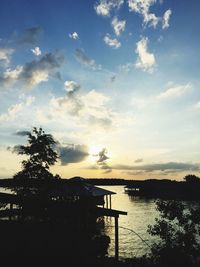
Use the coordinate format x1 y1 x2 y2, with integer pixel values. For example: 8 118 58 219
0 0 200 180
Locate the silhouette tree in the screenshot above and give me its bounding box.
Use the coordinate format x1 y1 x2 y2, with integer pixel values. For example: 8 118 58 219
13 127 60 196
183 174 200 183
14 127 59 180
148 200 200 267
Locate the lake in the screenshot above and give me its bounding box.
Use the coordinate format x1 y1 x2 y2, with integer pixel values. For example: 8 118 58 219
99 185 159 259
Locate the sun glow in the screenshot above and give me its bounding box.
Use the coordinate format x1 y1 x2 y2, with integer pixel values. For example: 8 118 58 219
89 145 104 162
88 145 112 163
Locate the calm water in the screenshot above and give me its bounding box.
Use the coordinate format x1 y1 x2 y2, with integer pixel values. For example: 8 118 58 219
99 185 159 258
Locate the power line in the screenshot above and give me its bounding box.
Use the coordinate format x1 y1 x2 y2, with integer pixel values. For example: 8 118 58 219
119 226 151 249
104 225 151 249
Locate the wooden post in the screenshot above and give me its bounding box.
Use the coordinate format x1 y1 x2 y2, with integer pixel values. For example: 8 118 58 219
115 215 119 261
109 194 112 209
9 203 13 221
106 195 108 209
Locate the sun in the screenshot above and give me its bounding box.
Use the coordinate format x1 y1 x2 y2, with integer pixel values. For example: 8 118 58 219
88 145 105 162
88 145 112 163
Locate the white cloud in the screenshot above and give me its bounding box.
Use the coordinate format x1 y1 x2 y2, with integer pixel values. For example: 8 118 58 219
0 66 22 88
0 96 35 122
157 83 192 100
128 0 159 28
111 17 126 36
38 86 116 131
135 37 155 73
69 32 79 40
162 9 172 29
0 48 14 65
82 90 109 108
64 80 80 92
131 82 193 109
0 65 23 88
143 12 159 28
27 69 49 87
104 34 121 49
31 46 41 56
95 1 110 16
94 0 124 17
4 66 23 80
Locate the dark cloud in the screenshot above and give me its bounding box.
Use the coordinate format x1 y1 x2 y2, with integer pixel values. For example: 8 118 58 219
161 169 183 174
0 75 11 88
37 52 64 68
0 53 64 87
85 163 112 174
58 144 89 165
16 26 43 45
84 157 113 174
134 158 143 163
97 148 109 163
95 148 112 173
110 75 116 82
85 148 112 174
126 171 145 176
52 71 62 80
86 165 99 170
56 87 84 117
113 162 200 172
75 48 97 69
100 163 112 174
15 130 30 136
0 52 64 88
20 52 64 87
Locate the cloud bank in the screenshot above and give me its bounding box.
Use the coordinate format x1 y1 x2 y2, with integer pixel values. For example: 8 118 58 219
113 162 200 173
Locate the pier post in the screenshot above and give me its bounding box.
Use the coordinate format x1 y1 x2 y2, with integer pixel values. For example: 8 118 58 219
115 215 119 261
109 194 112 209
106 195 108 209
9 203 13 221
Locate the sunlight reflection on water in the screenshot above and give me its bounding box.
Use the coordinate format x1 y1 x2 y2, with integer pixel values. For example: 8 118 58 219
100 185 159 259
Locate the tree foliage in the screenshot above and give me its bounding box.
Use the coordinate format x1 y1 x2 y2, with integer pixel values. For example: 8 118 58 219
184 174 200 183
148 199 200 267
14 127 59 181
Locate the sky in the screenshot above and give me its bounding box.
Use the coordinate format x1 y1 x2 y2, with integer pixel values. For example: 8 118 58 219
0 0 200 180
